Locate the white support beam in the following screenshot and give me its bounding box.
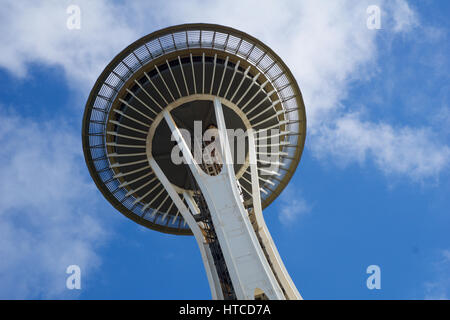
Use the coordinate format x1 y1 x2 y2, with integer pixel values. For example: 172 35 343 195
183 191 200 216
107 131 146 142
107 152 147 158
141 186 166 211
190 53 197 94
118 98 154 122
164 97 285 300
125 176 157 197
125 88 159 116
230 66 251 102
110 158 148 168
119 171 153 187
254 130 290 141
217 56 229 95
106 142 146 149
133 79 164 111
155 65 175 101
248 124 302 300
113 165 150 178
241 80 270 111
209 54 217 95
112 109 150 128
109 120 148 135
252 110 284 127
147 156 222 300
178 56 190 96
133 181 161 204
202 53 205 94
247 100 280 121
224 60 240 98
236 73 260 105
256 119 289 132
166 60 182 98
144 71 169 105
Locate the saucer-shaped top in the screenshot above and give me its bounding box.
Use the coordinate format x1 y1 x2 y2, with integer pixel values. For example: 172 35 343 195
82 24 306 235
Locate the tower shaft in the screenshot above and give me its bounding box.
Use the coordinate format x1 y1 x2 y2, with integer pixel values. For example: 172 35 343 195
149 97 301 300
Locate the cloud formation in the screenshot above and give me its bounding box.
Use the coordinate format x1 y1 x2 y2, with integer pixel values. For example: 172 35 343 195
0 0 449 297
0 0 138 90
2 0 446 181
424 249 450 300
278 185 311 226
0 109 108 298
312 113 450 180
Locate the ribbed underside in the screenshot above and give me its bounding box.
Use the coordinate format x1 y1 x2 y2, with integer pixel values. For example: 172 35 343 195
82 24 306 235
108 56 281 220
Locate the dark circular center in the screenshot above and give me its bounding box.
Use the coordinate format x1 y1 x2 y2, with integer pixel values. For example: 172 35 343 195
152 99 248 190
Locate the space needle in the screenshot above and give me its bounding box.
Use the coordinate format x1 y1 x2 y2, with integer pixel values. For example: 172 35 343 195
82 24 306 300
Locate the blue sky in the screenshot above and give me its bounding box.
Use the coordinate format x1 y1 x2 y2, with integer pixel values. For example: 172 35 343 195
0 0 449 299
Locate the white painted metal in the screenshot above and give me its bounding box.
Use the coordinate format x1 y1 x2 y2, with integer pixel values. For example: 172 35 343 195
247 100 280 121
113 165 150 178
202 53 205 94
108 120 148 134
190 53 197 94
133 79 164 110
252 110 284 127
141 187 166 211
107 152 147 158
163 97 285 300
257 119 289 132
217 56 229 95
119 171 153 187
106 142 146 148
106 131 146 142
209 54 217 95
118 98 154 121
166 60 182 98
148 157 222 300
137 91 301 299
144 71 169 105
110 158 148 168
224 60 240 98
125 176 157 197
254 130 289 141
125 88 158 116
133 182 161 204
230 66 251 102
159 194 171 220
112 109 150 128
155 65 175 101
241 80 269 111
235 73 260 105
178 56 190 96
247 122 303 300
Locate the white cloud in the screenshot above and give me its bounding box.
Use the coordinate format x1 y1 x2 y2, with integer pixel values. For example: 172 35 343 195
0 109 108 298
443 250 450 262
312 113 450 180
135 0 379 127
0 0 139 90
388 0 418 32
278 185 311 225
424 250 450 300
0 0 448 297
1 0 447 180
127 0 450 181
